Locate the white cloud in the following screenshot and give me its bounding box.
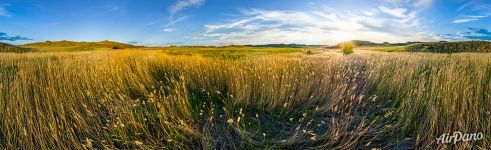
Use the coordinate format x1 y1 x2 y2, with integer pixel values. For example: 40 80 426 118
453 1 491 24
169 0 204 15
413 0 433 8
0 4 11 17
163 28 176 32
452 15 488 23
199 8 429 45
378 6 408 18
363 10 376 16
452 18 478 23
383 0 433 8
165 16 188 27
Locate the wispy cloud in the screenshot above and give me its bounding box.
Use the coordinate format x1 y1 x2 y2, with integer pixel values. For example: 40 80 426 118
382 0 433 8
162 15 188 32
163 28 176 32
198 0 433 45
413 0 433 8
378 6 408 18
0 32 32 41
169 0 204 15
438 28 491 41
199 7 429 45
0 4 11 17
378 0 425 25
457 0 491 13
454 0 491 23
452 15 488 23
464 28 491 40
452 19 477 23
164 0 205 32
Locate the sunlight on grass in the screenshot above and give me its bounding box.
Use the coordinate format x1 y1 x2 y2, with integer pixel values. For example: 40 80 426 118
0 50 489 149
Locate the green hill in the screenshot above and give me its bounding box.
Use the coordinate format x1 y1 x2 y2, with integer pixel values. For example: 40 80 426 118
22 40 140 49
0 42 30 53
406 41 491 53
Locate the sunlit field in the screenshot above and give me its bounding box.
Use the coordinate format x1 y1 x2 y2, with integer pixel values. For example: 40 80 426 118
0 48 489 149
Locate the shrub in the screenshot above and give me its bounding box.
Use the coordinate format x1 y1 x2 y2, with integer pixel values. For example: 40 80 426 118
340 42 353 54
406 41 491 53
306 50 312 55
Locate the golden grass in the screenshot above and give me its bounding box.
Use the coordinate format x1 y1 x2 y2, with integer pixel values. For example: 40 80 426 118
0 50 489 149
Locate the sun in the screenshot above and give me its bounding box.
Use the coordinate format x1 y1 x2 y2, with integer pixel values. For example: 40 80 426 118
330 31 357 43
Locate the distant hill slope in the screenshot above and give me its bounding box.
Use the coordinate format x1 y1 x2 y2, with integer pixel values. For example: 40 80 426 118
332 40 387 48
349 40 383 46
0 42 30 53
252 44 324 48
22 40 139 49
331 40 424 48
406 41 491 53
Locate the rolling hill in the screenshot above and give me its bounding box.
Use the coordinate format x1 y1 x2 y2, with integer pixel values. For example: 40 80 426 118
333 40 386 47
252 43 324 47
331 40 425 48
22 40 140 49
0 42 30 52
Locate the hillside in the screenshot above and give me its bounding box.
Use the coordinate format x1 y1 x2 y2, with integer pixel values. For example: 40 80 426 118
0 42 30 52
406 41 491 53
350 40 384 46
22 40 139 49
333 40 386 47
252 43 324 47
331 40 426 48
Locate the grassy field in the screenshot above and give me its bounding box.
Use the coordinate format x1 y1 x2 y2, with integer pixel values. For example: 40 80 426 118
0 48 490 149
328 41 491 53
406 41 491 53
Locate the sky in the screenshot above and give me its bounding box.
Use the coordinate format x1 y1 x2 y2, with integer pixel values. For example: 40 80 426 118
0 0 491 46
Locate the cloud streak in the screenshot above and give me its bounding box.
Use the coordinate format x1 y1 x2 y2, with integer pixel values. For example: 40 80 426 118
457 0 491 14
454 1 491 23
452 15 488 23
378 6 408 18
169 0 204 15
164 0 204 32
382 0 434 8
0 4 11 17
0 32 32 41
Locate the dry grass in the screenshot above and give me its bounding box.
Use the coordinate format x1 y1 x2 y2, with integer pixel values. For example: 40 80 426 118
0 50 489 149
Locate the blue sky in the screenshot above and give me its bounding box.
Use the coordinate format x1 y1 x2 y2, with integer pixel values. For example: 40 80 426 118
0 0 490 46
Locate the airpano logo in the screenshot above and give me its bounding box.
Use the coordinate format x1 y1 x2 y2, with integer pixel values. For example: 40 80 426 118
436 131 484 144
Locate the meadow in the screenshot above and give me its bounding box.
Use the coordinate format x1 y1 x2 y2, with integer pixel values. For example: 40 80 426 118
0 47 490 149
